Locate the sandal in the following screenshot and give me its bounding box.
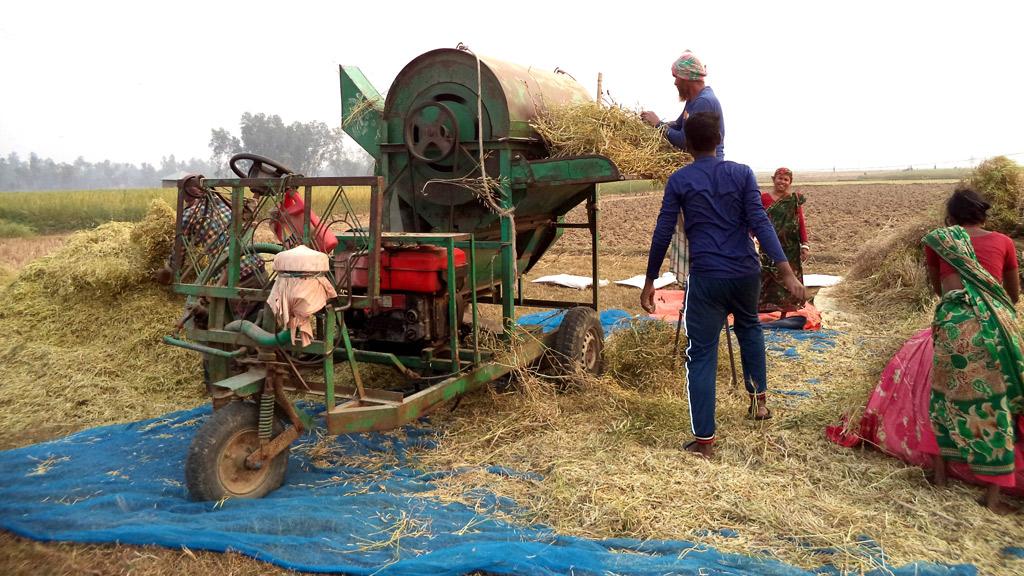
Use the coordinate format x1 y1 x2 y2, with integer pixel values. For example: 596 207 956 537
682 439 714 459
747 393 772 420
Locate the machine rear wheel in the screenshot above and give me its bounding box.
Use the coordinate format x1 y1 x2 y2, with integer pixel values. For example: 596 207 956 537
185 402 288 501
551 306 604 376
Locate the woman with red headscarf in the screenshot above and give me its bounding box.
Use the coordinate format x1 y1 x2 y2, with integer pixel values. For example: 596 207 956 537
759 167 808 312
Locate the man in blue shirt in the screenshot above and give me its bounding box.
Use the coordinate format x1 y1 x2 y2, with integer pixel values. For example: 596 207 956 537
640 112 805 458
641 50 724 159
642 50 725 278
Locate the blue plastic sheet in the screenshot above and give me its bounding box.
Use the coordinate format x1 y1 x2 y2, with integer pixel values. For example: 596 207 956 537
516 308 632 337
0 406 978 575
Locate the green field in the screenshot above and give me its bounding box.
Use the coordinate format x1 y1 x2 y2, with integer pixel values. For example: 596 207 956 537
0 187 372 237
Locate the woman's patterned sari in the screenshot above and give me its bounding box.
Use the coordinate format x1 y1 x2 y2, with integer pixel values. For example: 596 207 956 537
759 193 804 312
923 226 1024 480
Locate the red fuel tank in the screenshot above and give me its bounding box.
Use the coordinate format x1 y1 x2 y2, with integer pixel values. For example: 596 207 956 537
349 246 466 293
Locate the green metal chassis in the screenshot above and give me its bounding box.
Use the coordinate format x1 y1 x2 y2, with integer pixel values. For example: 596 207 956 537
164 166 611 436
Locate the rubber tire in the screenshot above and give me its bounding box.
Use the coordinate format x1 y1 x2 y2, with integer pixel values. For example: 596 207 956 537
551 306 604 376
185 402 289 501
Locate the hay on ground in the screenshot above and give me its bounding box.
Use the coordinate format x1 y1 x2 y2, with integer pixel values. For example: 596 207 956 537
532 101 692 183
0 200 201 442
396 325 1024 574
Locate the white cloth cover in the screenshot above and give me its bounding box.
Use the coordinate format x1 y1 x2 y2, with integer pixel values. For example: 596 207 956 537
273 245 330 273
531 274 610 290
614 272 677 289
267 276 338 347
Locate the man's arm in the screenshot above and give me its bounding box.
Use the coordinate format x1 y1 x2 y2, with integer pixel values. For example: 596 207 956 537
645 178 682 280
743 169 786 264
641 178 682 312
664 98 715 150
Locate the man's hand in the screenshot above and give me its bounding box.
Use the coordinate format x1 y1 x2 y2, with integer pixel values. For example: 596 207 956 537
777 262 807 301
640 279 656 313
640 111 661 128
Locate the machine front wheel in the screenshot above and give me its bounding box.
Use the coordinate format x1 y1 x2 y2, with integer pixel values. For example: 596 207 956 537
185 402 288 501
552 306 604 376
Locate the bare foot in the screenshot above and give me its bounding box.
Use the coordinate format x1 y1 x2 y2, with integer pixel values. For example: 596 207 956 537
983 485 1018 515
929 455 948 487
683 440 714 459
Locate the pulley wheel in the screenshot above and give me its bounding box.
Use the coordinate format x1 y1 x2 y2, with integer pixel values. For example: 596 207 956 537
404 101 459 163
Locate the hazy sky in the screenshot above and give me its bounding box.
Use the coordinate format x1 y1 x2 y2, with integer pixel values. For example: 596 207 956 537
2 1 1022 172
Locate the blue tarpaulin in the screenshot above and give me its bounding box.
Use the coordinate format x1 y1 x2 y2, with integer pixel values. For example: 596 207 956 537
0 406 977 575
0 312 976 575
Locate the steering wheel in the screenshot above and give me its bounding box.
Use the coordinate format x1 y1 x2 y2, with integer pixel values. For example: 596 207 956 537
403 102 459 163
229 153 295 179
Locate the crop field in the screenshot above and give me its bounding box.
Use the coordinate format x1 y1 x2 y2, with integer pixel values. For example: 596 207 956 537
0 186 372 236
3 177 1024 575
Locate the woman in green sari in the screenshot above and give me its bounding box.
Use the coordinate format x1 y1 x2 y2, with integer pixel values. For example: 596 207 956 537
759 167 808 313
923 188 1023 513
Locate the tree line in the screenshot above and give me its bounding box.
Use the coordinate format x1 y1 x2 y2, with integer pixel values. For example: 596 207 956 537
0 113 373 191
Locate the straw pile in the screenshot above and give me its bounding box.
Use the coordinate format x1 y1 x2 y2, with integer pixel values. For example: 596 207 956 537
969 155 1024 235
0 199 201 440
531 101 692 183
840 214 941 318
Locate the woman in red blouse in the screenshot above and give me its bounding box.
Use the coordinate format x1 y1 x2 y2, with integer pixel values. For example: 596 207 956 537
759 167 808 312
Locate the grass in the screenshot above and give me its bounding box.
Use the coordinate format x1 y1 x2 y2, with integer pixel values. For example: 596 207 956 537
597 179 659 196
0 186 372 236
0 219 36 238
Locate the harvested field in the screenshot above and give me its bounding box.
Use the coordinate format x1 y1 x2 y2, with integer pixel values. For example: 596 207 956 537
6 180 1020 575
556 181 952 276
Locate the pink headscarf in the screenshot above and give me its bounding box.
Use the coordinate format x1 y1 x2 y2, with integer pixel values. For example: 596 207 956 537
671 50 707 81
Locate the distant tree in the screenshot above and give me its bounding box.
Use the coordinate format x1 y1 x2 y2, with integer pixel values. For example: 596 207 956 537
0 111 373 191
0 151 217 191
209 113 372 176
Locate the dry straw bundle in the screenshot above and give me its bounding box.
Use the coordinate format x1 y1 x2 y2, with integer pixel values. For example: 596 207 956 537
0 199 201 440
531 101 692 184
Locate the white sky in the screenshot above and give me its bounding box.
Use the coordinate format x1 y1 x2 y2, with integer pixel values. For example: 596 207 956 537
1 0 1022 172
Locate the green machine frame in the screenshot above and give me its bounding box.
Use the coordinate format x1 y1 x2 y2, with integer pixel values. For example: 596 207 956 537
164 169 610 437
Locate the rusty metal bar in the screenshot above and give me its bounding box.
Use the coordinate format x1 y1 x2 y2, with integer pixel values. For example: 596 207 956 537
367 176 384 308
201 176 381 188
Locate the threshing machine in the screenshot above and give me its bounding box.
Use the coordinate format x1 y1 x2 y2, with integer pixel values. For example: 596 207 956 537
164 47 623 500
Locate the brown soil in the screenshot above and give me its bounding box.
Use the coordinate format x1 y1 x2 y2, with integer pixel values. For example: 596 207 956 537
0 182 955 575
555 181 951 276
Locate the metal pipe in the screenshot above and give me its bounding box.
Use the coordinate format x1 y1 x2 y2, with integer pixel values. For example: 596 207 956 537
162 336 247 358
224 320 292 347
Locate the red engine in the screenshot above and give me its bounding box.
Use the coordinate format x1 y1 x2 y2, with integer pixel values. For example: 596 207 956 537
338 246 467 346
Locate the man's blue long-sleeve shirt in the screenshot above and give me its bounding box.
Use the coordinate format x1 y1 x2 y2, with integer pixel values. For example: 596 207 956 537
646 157 787 280
663 86 725 159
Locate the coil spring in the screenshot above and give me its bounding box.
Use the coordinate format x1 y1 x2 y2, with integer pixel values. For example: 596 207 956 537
259 389 274 440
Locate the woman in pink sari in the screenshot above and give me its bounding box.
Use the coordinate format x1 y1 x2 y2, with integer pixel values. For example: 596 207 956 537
829 188 1023 512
